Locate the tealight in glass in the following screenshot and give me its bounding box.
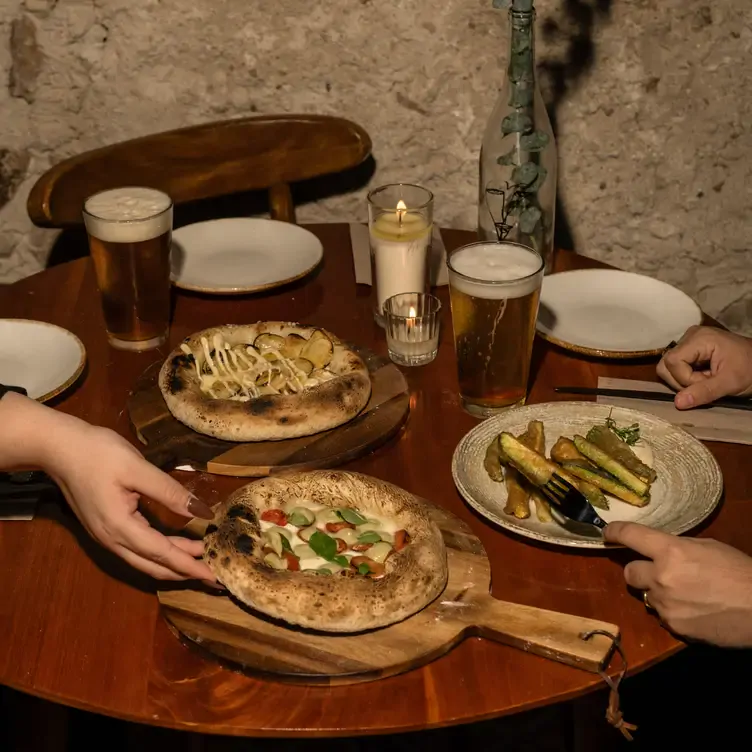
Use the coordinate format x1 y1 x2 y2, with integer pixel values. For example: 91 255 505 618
383 292 441 367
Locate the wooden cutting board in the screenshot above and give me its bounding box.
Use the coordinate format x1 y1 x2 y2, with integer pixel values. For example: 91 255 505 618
127 347 409 476
158 498 620 685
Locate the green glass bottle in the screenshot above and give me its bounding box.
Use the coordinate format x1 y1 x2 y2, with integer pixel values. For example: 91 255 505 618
478 0 558 273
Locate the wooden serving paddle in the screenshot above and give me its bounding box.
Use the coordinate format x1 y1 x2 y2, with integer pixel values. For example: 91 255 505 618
158 498 620 685
127 346 410 477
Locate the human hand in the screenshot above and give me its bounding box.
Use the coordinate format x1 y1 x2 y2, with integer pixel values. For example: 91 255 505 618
44 420 218 584
657 325 752 409
604 521 752 647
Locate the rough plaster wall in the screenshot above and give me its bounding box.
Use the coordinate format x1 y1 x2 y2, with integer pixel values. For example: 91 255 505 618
1 0 751 332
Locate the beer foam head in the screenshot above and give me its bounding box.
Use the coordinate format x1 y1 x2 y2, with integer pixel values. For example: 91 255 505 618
83 187 172 243
447 242 543 300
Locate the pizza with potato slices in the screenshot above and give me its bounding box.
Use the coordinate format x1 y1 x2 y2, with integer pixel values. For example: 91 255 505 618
203 471 449 632
158 322 372 442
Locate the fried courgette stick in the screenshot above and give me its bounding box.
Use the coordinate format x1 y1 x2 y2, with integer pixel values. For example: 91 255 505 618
503 425 535 519
550 437 609 510
527 421 553 523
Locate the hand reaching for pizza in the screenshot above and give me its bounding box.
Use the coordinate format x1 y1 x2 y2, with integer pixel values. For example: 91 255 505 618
0 392 218 584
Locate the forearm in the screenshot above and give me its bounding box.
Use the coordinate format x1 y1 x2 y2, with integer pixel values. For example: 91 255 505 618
0 392 81 471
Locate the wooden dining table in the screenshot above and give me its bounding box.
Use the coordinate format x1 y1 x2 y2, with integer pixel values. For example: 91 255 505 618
1 223 748 739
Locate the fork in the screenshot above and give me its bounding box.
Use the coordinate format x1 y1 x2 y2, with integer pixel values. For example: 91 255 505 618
540 473 608 530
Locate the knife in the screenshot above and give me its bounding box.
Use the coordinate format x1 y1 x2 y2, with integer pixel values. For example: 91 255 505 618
554 386 752 412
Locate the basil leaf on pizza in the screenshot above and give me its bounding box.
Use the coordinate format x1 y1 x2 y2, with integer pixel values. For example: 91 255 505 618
158 323 372 443
203 471 448 633
309 531 337 561
357 531 382 544
338 508 368 526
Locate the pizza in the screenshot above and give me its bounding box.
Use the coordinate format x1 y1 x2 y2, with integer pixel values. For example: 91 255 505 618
158 322 372 442
203 471 449 632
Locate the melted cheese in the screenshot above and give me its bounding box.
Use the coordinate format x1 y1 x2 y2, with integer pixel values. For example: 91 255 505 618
180 334 336 402
258 506 403 571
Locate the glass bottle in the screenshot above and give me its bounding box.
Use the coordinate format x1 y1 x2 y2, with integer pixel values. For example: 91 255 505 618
478 0 557 273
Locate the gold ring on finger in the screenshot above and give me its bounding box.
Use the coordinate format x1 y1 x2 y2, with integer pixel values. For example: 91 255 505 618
643 590 655 611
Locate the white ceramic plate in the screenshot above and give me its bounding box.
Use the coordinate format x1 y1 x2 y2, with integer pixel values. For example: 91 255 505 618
170 218 324 294
452 402 723 549
536 269 703 358
0 319 86 402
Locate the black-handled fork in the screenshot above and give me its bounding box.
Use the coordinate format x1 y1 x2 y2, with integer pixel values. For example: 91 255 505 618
539 473 608 529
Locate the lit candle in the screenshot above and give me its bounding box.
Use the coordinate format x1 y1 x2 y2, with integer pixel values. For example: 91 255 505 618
406 305 416 339
382 292 441 367
369 200 432 320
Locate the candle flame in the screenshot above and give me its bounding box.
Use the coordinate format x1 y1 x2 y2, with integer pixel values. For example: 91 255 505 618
396 199 407 226
408 306 416 317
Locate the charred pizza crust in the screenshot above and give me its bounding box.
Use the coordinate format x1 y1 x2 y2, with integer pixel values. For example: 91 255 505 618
158 322 372 442
203 471 449 632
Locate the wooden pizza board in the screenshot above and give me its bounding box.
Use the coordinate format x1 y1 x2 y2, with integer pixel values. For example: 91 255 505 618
127 347 409 477
158 498 620 685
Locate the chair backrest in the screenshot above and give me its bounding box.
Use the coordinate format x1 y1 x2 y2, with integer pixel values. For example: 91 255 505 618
27 114 372 228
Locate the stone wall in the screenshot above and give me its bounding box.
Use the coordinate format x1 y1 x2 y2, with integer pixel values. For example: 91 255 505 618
1 0 751 332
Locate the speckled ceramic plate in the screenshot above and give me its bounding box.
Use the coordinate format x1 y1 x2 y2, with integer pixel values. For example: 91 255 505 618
170 218 323 294
0 319 86 402
536 269 703 358
452 402 723 549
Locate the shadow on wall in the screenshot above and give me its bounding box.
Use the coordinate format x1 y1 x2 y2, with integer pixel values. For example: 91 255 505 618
45 155 377 267
539 0 614 252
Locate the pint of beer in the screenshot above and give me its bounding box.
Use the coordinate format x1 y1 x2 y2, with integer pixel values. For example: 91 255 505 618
447 241 543 416
83 187 173 351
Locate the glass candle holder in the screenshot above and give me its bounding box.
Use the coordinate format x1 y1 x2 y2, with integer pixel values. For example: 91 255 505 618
383 292 441 367
368 183 434 327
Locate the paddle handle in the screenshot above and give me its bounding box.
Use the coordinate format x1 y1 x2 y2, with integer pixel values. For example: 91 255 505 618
468 596 618 673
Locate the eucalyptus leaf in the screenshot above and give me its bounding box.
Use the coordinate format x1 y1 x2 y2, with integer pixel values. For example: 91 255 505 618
530 165 548 192
357 563 371 576
512 162 539 187
358 531 382 544
520 131 550 152
508 85 533 108
510 51 534 83
511 35 531 54
338 508 368 526
497 149 518 166
519 206 542 234
501 112 533 135
308 531 337 560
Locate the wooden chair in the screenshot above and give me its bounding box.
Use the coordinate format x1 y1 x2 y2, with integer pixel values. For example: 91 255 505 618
27 114 372 229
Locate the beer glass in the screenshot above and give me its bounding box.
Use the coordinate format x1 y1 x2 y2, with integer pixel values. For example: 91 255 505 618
447 241 544 417
83 186 173 351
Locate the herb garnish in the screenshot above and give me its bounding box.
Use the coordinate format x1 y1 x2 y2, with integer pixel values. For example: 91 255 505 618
338 508 368 526
605 413 640 446
357 531 381 544
308 531 349 569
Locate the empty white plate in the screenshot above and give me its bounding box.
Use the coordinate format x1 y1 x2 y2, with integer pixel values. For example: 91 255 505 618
0 319 86 402
170 218 324 294
537 269 703 358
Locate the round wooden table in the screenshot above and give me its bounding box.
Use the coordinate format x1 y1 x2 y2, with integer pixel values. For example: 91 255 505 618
0 224 747 738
